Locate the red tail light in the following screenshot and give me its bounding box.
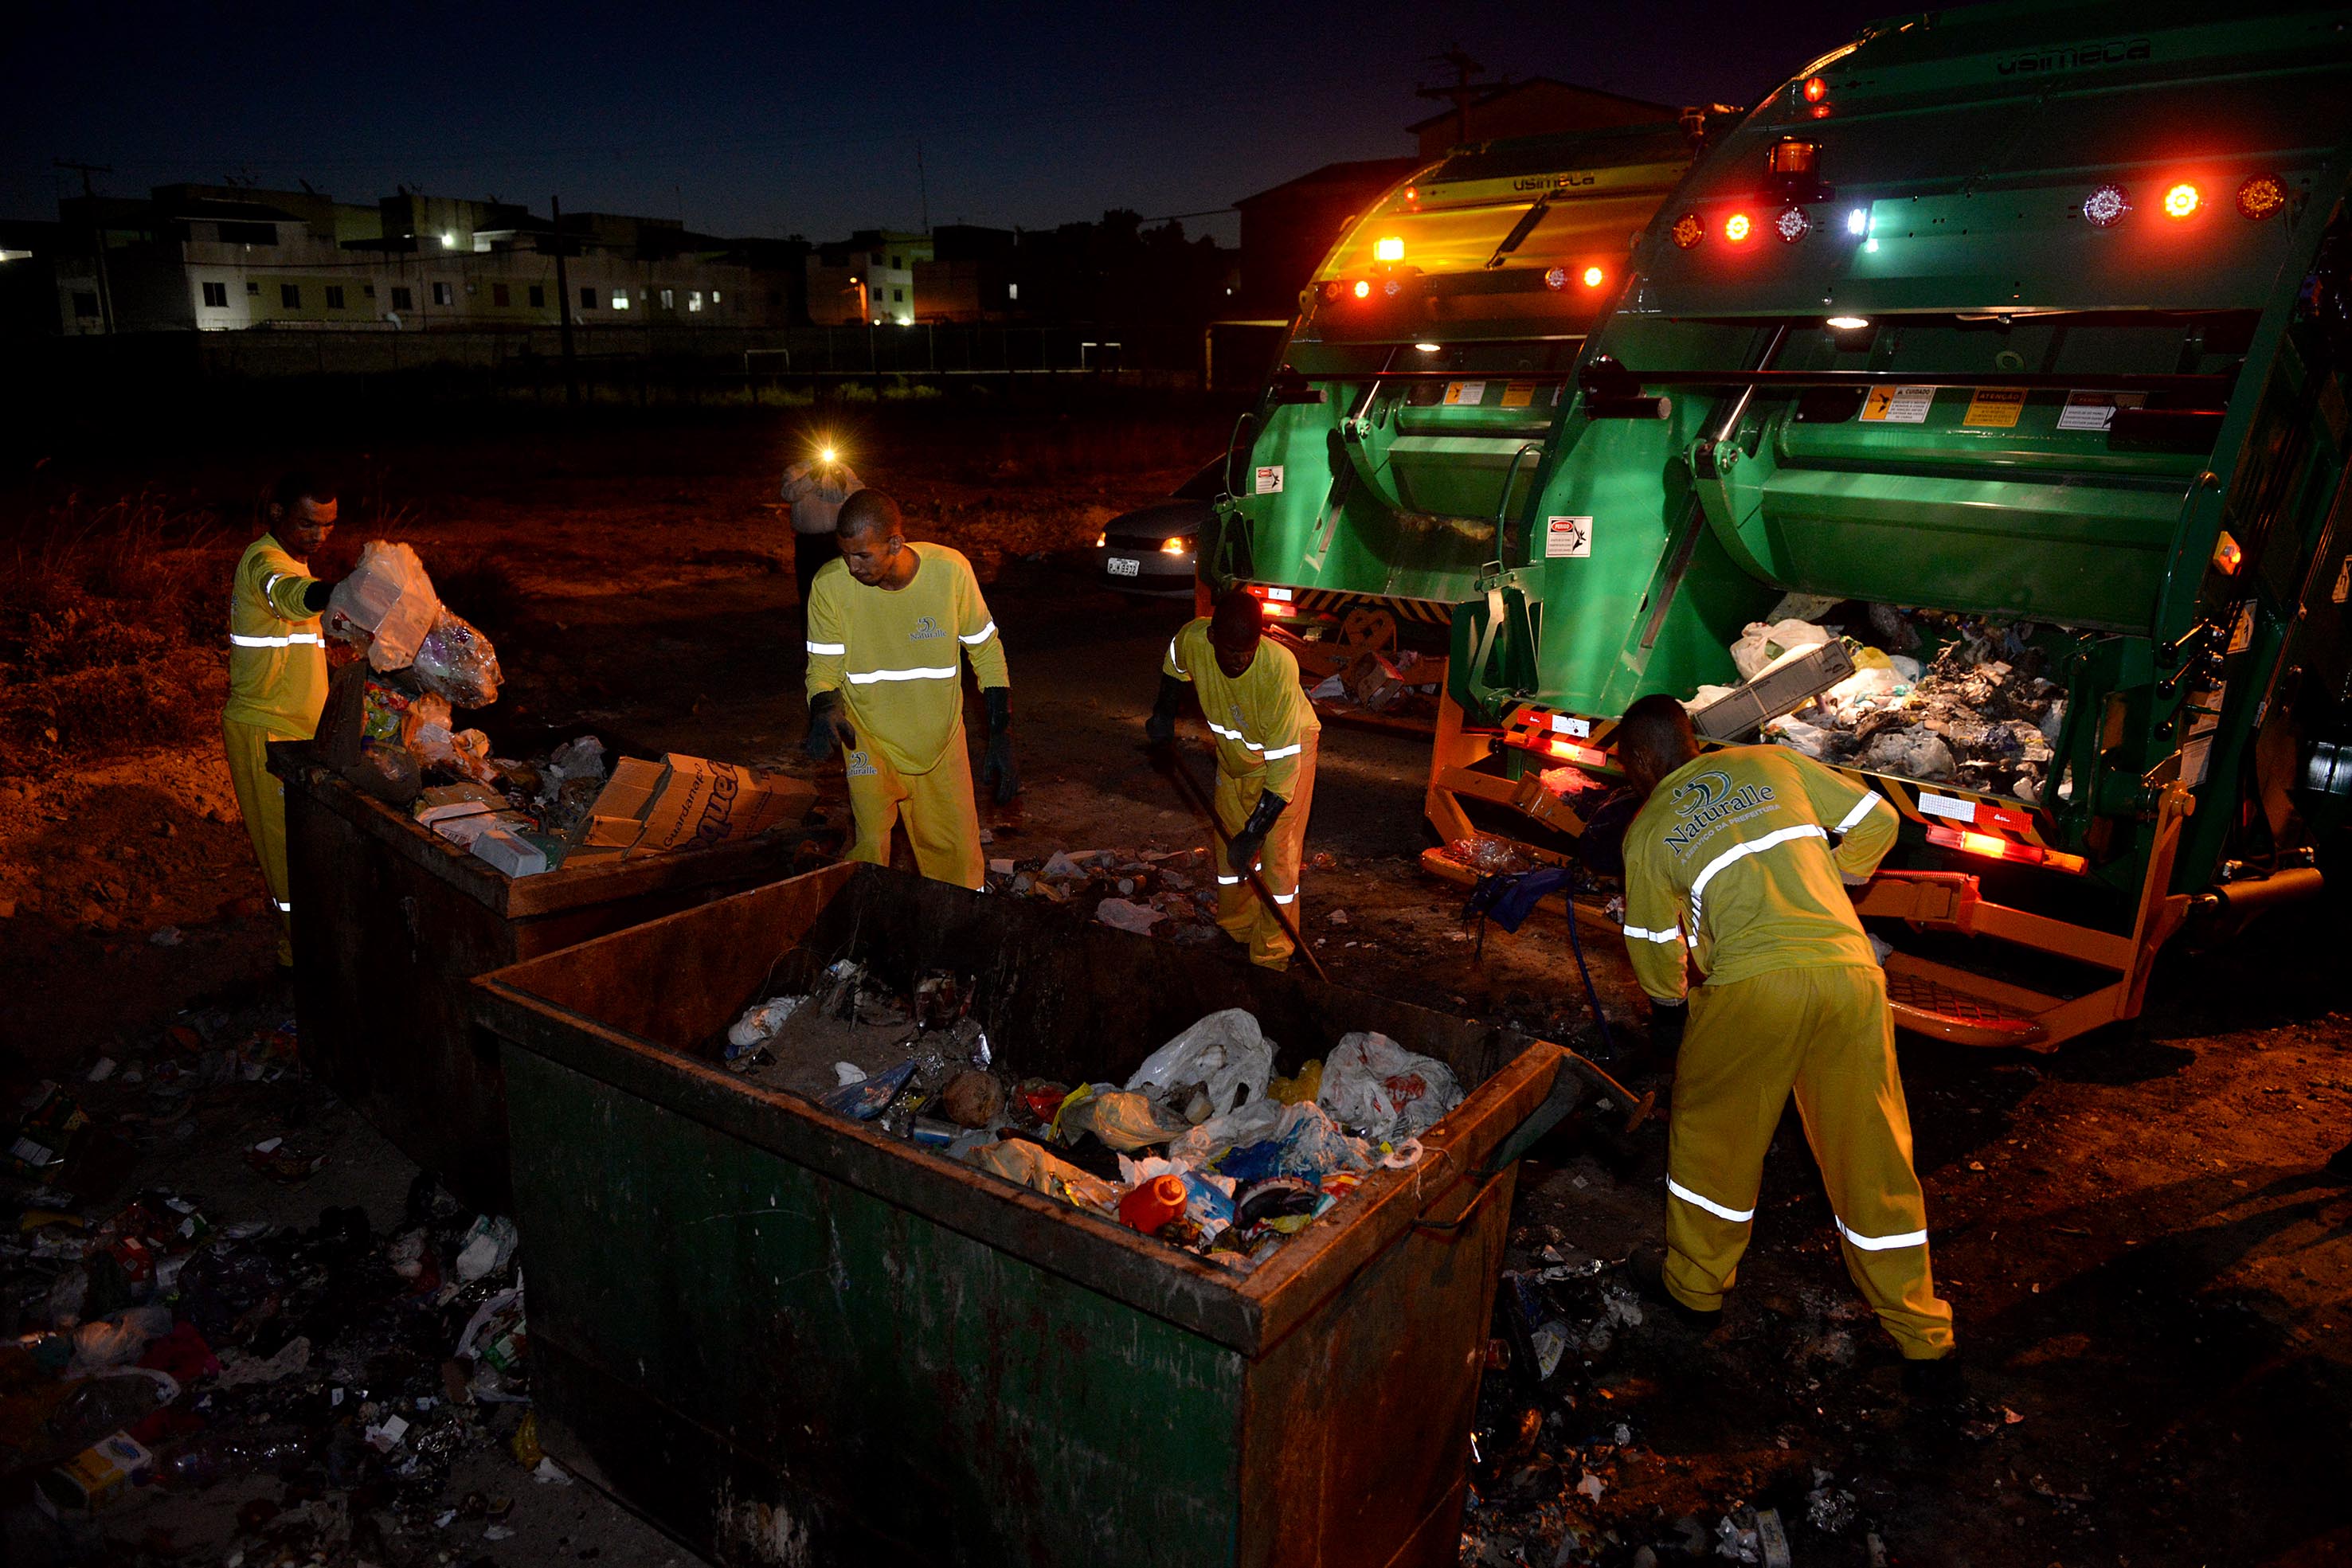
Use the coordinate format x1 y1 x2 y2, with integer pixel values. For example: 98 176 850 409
1926 824 2086 874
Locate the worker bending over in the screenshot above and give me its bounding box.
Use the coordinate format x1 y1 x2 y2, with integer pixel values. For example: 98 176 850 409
804 490 1014 890
1614 694 1955 1382
224 473 342 968
1147 590 1321 968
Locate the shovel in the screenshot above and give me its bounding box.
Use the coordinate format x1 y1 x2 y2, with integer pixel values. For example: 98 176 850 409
1147 743 1331 985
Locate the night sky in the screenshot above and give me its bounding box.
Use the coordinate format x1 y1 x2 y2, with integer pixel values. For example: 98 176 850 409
5 0 1883 244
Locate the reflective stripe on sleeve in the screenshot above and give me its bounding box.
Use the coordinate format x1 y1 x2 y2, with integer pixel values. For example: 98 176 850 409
1687 823 1830 917
844 666 960 684
805 640 847 655
275 899 292 913
229 632 325 648
1833 791 1886 835
1166 636 1184 675
1622 924 1685 944
1215 875 1242 886
1667 1178 1755 1223
262 573 287 595
958 621 997 645
1270 891 1297 905
1834 1216 1927 1251
1260 742 1302 761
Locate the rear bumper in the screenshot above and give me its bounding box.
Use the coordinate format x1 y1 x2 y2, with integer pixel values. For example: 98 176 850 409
1096 543 1196 596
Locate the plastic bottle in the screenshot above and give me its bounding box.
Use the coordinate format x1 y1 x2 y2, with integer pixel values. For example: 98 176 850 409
1117 1174 1188 1234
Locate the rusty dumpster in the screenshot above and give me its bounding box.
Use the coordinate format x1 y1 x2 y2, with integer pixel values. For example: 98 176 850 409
470 860 1598 1568
269 740 811 1210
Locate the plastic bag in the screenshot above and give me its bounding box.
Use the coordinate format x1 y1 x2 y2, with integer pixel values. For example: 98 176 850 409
413 608 503 708
1125 1008 1272 1120
965 1138 1120 1213
1057 1088 1191 1152
1166 1096 1282 1167
1730 617 1833 681
1217 1102 1373 1184
726 996 804 1056
327 542 442 671
1317 1031 1462 1142
415 722 499 785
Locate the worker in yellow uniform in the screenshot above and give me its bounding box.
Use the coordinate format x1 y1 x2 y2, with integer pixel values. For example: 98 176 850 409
1146 590 1321 968
224 473 341 968
804 490 1013 890
1611 693 1958 1393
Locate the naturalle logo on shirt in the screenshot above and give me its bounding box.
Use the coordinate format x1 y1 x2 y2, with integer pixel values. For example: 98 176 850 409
909 616 949 641
1662 771 1777 856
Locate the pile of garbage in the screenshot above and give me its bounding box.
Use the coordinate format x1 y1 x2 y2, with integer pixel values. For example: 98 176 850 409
722 975 1464 1273
988 845 1226 942
1697 602 2068 804
1305 646 1442 718
3 1062 542 1544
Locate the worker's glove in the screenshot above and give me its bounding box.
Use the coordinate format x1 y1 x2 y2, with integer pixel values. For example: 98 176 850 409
1226 790 1286 874
1649 999 1688 1054
1145 673 1186 752
804 690 855 761
301 577 339 615
981 687 1018 805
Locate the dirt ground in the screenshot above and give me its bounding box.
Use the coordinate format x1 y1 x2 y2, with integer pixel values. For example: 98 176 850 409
2 395 2348 1567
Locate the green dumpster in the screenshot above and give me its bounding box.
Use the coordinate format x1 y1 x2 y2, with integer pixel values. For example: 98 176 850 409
471 860 1590 1567
270 741 810 1210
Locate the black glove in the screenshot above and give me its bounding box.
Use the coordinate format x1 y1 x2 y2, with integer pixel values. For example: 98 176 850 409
981 687 1018 805
1226 789 1286 874
1649 999 1688 1053
804 690 855 761
1145 673 1186 749
302 577 336 614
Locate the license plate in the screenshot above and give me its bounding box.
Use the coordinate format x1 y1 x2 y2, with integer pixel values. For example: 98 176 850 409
1106 556 1141 577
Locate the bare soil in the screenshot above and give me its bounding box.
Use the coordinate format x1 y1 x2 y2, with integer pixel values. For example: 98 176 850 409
2 397 2347 1567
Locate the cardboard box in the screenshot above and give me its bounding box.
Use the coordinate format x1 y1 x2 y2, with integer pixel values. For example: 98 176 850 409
37 1432 153 1518
472 824 550 878
414 783 507 827
573 753 814 857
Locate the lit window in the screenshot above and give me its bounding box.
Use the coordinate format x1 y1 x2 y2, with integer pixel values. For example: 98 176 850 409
659 287 674 309
710 290 720 303
687 290 702 312
280 283 301 308
202 281 228 308
612 289 630 310
325 284 346 309
432 282 454 306
1008 283 1019 300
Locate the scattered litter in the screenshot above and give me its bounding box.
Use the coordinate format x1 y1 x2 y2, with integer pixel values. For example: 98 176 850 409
1094 896 1161 934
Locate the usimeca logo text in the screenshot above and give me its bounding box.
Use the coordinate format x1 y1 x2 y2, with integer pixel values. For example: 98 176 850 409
1997 37 2150 75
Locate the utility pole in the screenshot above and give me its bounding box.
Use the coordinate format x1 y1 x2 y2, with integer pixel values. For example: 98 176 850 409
1414 46 1505 152
55 160 116 334
550 194 578 406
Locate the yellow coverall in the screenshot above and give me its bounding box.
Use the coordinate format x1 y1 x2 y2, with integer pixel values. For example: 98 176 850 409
1621 745 1955 1360
1161 620 1321 968
804 542 1007 890
223 533 329 966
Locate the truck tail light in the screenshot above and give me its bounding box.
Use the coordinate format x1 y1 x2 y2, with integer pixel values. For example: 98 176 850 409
2237 174 2287 220
1671 213 1705 249
2083 185 2131 227
1926 824 2087 874
1724 213 1753 244
2162 182 2201 221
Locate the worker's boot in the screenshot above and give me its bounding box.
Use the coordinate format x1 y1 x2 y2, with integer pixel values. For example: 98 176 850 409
1900 1353 1966 1406
1626 1245 1723 1334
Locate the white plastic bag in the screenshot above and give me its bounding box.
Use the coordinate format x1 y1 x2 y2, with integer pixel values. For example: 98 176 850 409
327 542 442 671
1729 617 1833 681
413 608 502 708
1317 1031 1462 1142
1167 1095 1286 1166
1125 1008 1273 1119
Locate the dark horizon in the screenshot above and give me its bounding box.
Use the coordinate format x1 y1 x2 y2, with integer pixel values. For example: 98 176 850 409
3 0 1881 244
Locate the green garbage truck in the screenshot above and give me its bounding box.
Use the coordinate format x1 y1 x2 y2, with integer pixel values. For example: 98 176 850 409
1422 0 2352 1048
1206 119 1709 724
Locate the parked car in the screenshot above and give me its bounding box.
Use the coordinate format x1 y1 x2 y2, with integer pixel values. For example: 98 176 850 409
1093 457 1224 598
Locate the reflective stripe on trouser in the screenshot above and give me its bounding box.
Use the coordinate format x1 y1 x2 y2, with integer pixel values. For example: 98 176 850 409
1210 737 1316 969
840 722 985 890
1664 964 1955 1360
222 716 298 966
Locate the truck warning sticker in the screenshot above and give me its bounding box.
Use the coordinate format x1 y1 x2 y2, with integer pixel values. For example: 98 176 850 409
2226 600 2256 656
2056 390 2146 432
1443 381 1488 406
1500 381 1539 409
1962 387 2029 428
1859 385 1935 424
1544 516 1593 558
1253 465 1284 495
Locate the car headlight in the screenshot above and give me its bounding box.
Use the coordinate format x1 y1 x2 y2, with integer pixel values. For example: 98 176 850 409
1094 533 1107 549
1160 537 1188 556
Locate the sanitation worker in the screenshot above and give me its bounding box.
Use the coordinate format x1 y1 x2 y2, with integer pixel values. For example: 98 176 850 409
1146 589 1321 968
780 443 861 611
1611 693 1958 1390
223 472 341 968
803 489 1013 889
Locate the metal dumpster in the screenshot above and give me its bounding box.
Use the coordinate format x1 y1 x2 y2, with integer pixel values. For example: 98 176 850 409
471 859 1592 1568
269 740 811 1210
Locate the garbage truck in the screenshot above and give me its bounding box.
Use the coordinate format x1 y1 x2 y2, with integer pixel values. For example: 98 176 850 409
1205 119 1716 726
1404 0 2352 1049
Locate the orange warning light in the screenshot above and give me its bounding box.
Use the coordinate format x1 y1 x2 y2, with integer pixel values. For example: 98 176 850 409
2212 530 2242 574
2162 182 2201 221
1351 280 1371 299
2237 174 2287 220
1724 212 1753 244
1670 212 1705 249
1580 265 1605 287
1802 75 1828 104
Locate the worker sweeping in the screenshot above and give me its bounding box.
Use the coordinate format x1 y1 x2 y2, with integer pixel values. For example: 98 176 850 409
1146 590 1320 968
223 472 342 968
1610 693 1957 1389
780 442 861 612
803 489 1013 890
